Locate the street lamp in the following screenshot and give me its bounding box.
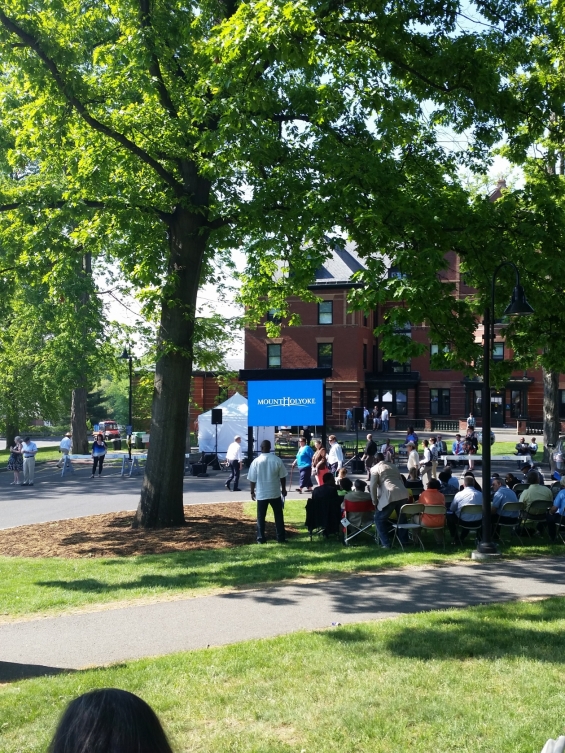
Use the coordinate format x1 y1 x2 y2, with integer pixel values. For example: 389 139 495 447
473 261 534 560
119 347 133 460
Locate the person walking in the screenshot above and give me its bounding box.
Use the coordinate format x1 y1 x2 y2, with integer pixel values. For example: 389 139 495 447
7 435 23 485
467 412 476 430
292 436 314 493
345 408 353 432
419 439 433 487
57 432 72 468
327 435 344 473
247 439 287 544
225 435 243 491
361 433 378 480
90 433 107 478
21 436 38 486
429 436 439 479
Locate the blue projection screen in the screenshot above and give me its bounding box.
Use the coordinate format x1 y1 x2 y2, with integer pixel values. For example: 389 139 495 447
247 380 324 426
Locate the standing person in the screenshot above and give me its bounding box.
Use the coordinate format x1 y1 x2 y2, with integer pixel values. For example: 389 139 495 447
406 441 420 473
464 428 478 471
225 435 243 491
372 405 380 430
429 436 439 479
327 435 344 473
381 406 389 433
467 412 476 430
90 433 107 478
21 436 38 486
57 432 72 469
404 426 419 449
301 426 312 445
370 452 410 548
311 441 326 485
361 433 378 480
419 439 433 488
248 439 287 544
345 408 353 432
292 436 314 493
363 406 370 431
7 435 23 485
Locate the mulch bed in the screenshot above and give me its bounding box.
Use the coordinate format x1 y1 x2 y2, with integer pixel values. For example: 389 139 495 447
0 503 298 558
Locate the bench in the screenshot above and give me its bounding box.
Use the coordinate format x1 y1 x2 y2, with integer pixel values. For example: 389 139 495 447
440 454 531 466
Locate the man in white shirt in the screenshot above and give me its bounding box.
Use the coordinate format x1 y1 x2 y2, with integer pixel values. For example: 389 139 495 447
446 476 483 542
327 435 344 473
21 437 38 486
247 439 287 543
225 435 243 491
57 432 72 468
406 442 420 473
380 407 389 433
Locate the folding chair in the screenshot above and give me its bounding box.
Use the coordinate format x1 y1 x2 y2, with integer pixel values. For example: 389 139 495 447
451 504 483 544
519 499 553 539
342 498 376 545
419 504 447 550
305 495 342 541
493 501 525 544
390 502 425 551
407 483 424 501
443 493 455 510
551 482 561 499
513 483 528 498
555 514 565 545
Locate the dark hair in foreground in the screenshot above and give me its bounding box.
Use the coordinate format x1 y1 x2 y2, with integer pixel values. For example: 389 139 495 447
48 688 174 753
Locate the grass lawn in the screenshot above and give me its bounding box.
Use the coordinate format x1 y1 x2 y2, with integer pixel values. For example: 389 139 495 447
0 446 60 464
492 440 543 456
2 597 565 752
1 500 563 620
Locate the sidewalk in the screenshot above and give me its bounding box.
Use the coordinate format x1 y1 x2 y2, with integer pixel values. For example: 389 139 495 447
1 556 564 675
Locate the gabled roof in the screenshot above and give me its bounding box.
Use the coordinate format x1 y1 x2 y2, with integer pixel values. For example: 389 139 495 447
311 240 367 287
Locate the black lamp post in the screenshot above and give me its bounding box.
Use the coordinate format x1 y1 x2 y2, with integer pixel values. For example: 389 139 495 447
119 347 133 460
474 262 534 559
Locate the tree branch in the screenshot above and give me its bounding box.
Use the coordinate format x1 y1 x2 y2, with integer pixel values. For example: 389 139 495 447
0 10 185 197
0 198 172 222
137 0 179 120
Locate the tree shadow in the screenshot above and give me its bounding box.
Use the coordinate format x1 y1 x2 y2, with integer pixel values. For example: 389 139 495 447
323 597 565 664
0 660 76 683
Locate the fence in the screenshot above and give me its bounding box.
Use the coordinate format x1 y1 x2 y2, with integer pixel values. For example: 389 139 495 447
525 422 543 435
431 420 459 432
396 419 425 431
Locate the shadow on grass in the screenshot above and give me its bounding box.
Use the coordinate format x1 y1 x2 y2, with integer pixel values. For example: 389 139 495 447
0 661 76 683
323 597 565 663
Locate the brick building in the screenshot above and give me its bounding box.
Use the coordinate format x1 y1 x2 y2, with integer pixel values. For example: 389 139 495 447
244 244 561 430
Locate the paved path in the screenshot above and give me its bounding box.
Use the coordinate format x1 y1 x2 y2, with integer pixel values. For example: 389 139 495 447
1 556 564 678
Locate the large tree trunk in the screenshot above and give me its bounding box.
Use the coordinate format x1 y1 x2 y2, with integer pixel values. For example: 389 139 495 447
543 367 559 463
135 203 209 527
71 387 89 454
5 417 18 450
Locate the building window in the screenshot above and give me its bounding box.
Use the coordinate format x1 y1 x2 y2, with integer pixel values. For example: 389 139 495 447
318 301 333 325
363 343 367 369
375 388 407 415
430 344 450 370
472 389 482 417
492 342 504 361
325 388 333 416
383 359 411 374
267 343 281 368
266 309 281 323
395 389 407 415
430 388 450 416
511 390 522 419
317 343 333 368
560 390 565 419
363 313 368 327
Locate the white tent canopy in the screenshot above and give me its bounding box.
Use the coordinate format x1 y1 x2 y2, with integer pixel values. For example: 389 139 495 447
197 393 275 455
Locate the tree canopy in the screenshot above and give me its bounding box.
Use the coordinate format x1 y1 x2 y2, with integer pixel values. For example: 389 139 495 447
0 0 557 525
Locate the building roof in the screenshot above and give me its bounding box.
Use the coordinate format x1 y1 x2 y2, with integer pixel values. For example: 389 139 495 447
310 240 367 288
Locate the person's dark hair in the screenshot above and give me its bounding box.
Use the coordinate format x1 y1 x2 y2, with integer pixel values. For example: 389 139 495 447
338 477 353 492
375 452 385 463
422 439 429 447
23 436 30 442
526 470 539 485
323 473 336 485
505 473 518 489
427 478 441 490
438 470 450 483
407 426 414 434
260 439 271 452
463 471 475 478
48 688 174 753
354 479 366 491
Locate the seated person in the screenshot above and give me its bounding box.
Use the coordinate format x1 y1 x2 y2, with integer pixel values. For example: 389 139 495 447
336 476 353 496
342 479 375 534
546 476 565 542
380 438 395 463
505 472 520 490
343 478 374 507
491 478 520 532
521 463 544 485
459 470 482 492
418 478 446 543
529 436 539 459
451 434 465 465
401 427 418 449
438 469 459 500
308 473 342 535
337 467 348 482
515 437 530 456
447 476 483 542
436 434 447 456
404 466 423 491
519 470 553 516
